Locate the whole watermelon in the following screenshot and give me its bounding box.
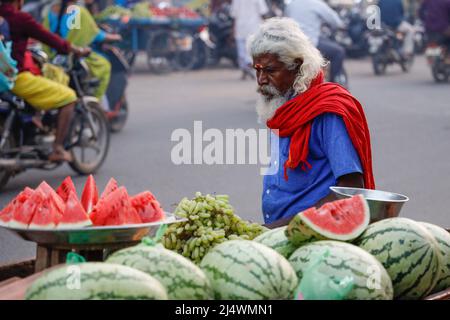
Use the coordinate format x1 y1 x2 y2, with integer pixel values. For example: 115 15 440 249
253 226 297 258
25 263 168 300
199 240 298 300
106 245 214 300
420 222 450 293
289 241 393 300
355 218 442 300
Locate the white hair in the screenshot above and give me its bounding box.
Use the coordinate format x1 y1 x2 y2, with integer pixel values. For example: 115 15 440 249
248 17 327 94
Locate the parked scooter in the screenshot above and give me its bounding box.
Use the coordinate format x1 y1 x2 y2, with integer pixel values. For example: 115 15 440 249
0 49 110 190
425 41 450 83
368 26 414 75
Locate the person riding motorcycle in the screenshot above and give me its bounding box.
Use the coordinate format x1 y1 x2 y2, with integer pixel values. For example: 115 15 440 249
0 0 89 163
285 0 346 83
43 0 121 105
377 0 415 60
419 0 450 49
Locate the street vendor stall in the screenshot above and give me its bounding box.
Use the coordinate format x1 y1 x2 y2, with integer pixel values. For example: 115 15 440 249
0 174 449 300
96 3 208 72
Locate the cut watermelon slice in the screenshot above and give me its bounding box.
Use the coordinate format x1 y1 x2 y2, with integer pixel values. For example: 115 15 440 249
10 189 45 229
81 175 99 214
90 187 141 226
29 196 61 230
286 195 370 246
37 181 65 215
100 178 119 199
131 191 165 223
56 176 77 203
0 187 34 227
58 191 92 229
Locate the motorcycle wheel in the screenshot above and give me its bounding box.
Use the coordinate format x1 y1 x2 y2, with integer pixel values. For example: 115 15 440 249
68 100 110 175
0 119 14 190
432 59 450 83
401 55 414 73
109 98 128 133
173 37 199 72
372 54 387 75
192 39 209 70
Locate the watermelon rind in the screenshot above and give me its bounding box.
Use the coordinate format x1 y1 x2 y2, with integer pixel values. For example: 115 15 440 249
199 240 298 300
286 214 327 247
253 226 297 258
106 245 214 300
25 263 168 300
420 222 450 293
355 218 442 300
288 240 394 300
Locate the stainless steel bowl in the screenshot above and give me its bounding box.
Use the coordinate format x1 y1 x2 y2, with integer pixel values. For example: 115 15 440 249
329 187 409 222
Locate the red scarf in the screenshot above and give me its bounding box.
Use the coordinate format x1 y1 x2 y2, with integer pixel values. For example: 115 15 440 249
266 72 375 189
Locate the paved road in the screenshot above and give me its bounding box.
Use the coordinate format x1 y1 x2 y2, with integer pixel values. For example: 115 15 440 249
1 55 449 266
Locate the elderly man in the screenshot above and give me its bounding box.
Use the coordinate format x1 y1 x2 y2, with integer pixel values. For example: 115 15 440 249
248 18 375 228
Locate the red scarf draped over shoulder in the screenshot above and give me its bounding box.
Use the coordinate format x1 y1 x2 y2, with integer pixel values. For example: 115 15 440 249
266 72 375 189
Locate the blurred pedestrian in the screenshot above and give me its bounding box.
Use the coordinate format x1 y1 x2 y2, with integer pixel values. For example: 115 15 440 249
231 0 269 80
378 0 415 59
285 0 346 83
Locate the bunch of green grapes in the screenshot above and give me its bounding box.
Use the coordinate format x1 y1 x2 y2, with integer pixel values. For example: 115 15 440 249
162 192 268 264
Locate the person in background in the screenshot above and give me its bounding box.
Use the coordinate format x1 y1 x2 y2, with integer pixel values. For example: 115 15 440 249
210 0 231 14
377 0 415 59
247 18 374 228
43 0 121 104
0 0 89 162
419 0 450 47
285 0 346 83
231 0 269 80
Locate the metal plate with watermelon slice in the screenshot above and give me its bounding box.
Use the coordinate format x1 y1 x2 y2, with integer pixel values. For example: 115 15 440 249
3 213 186 247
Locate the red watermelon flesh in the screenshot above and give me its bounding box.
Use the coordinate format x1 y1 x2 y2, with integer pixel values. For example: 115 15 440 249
100 178 119 199
9 189 45 229
300 194 370 240
131 192 165 223
90 187 142 226
56 176 77 203
81 175 99 214
58 191 92 229
37 181 65 215
29 195 61 229
0 187 34 227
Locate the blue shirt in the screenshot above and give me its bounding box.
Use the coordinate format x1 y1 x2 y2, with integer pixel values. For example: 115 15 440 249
378 0 405 29
262 113 363 224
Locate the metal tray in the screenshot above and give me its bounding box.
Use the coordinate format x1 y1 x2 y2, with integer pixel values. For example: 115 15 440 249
1 213 185 248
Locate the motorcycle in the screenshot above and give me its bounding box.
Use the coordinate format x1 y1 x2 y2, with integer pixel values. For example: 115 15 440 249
368 26 414 76
207 2 238 68
0 50 110 190
335 6 370 58
425 42 450 83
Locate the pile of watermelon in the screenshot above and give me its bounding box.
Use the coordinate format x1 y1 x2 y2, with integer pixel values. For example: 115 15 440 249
150 6 200 19
0 175 165 230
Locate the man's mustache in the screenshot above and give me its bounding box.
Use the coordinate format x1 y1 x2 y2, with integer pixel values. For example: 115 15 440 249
257 85 281 97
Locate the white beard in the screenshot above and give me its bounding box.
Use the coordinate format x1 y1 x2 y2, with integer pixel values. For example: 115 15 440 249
255 85 291 124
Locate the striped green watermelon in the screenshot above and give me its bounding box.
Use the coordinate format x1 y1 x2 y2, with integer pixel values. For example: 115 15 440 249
199 240 298 300
253 227 297 258
420 222 450 293
286 195 370 246
25 263 168 300
289 241 393 300
355 218 442 300
106 245 214 300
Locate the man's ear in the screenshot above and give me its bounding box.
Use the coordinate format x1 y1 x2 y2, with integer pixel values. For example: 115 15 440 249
294 58 303 70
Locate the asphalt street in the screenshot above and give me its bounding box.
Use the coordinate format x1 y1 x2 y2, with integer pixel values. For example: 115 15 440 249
1 55 449 266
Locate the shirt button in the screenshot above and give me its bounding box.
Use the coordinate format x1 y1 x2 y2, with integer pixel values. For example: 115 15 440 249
266 189 270 195
266 215 270 219
274 161 277 165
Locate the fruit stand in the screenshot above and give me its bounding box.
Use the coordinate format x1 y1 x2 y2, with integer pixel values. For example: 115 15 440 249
0 176 449 300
